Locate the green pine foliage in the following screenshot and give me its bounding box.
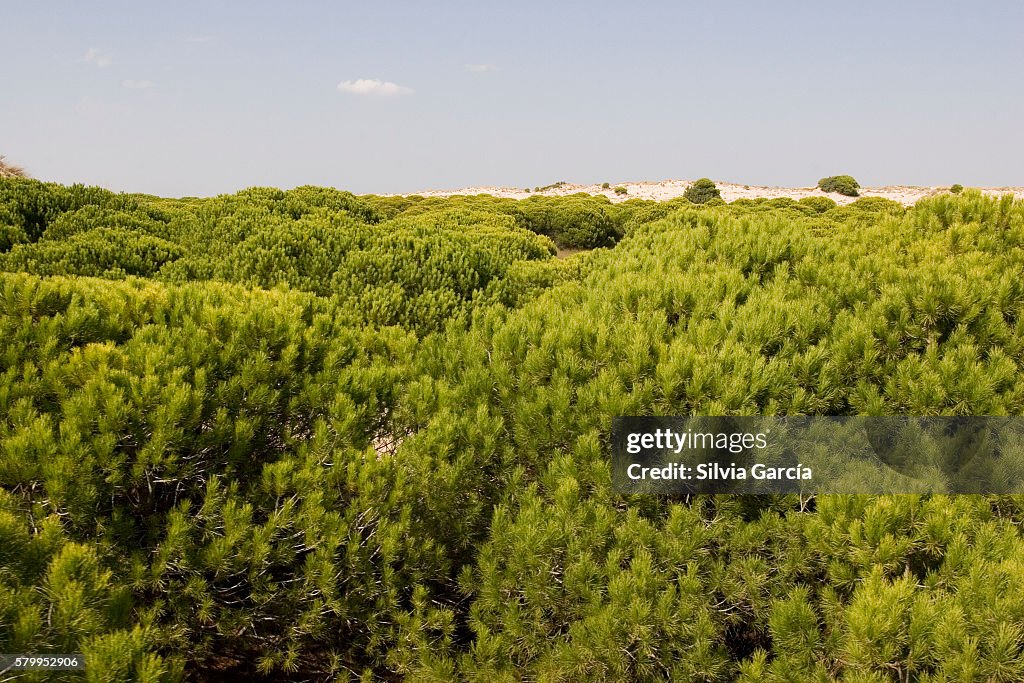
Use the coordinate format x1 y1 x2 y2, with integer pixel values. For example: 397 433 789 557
685 178 722 204
818 175 861 197
2 176 1024 680
798 196 837 214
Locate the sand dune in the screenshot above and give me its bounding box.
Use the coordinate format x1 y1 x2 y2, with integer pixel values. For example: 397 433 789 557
404 180 1022 205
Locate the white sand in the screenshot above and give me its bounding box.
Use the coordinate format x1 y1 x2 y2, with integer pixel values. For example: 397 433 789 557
400 180 1022 206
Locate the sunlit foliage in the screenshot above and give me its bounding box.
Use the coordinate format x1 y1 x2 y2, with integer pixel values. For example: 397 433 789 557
2 178 1024 681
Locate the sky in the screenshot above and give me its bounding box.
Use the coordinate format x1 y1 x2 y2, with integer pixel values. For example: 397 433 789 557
2 0 1023 196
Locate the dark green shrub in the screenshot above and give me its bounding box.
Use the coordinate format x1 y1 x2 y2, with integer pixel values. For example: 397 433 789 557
514 196 620 249
817 175 860 197
40 205 173 241
614 186 627 195
535 181 567 193
601 182 610 189
950 184 964 194
283 185 383 223
0 227 184 278
684 178 721 204
798 196 837 214
0 223 28 251
0 178 122 241
848 196 904 213
360 194 424 220
614 198 691 235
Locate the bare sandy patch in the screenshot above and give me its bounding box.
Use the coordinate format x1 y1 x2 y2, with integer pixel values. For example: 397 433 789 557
398 180 1023 206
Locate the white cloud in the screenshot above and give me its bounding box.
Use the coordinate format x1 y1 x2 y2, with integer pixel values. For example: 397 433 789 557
122 79 155 89
83 47 113 68
337 78 413 96
467 64 497 73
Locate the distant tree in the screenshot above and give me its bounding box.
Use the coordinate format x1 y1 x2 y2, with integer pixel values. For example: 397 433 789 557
602 182 611 189
817 175 860 197
684 178 721 204
614 186 627 195
949 184 964 194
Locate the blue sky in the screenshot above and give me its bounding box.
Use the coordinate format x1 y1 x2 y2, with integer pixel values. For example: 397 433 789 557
2 1 1022 196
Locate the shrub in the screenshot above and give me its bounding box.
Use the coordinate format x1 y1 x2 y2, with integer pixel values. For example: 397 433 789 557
684 178 721 204
514 195 620 249
798 196 837 214
535 181 567 193
360 194 424 220
614 186 627 195
0 223 28 251
0 227 185 278
6 181 1024 680
848 196 904 213
950 184 964 194
0 179 120 241
601 182 610 189
817 175 860 197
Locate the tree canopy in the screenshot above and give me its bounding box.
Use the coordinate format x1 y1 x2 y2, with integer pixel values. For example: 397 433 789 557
2 178 1024 680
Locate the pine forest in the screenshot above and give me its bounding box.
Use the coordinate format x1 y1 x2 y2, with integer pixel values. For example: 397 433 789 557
3 177 1024 681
